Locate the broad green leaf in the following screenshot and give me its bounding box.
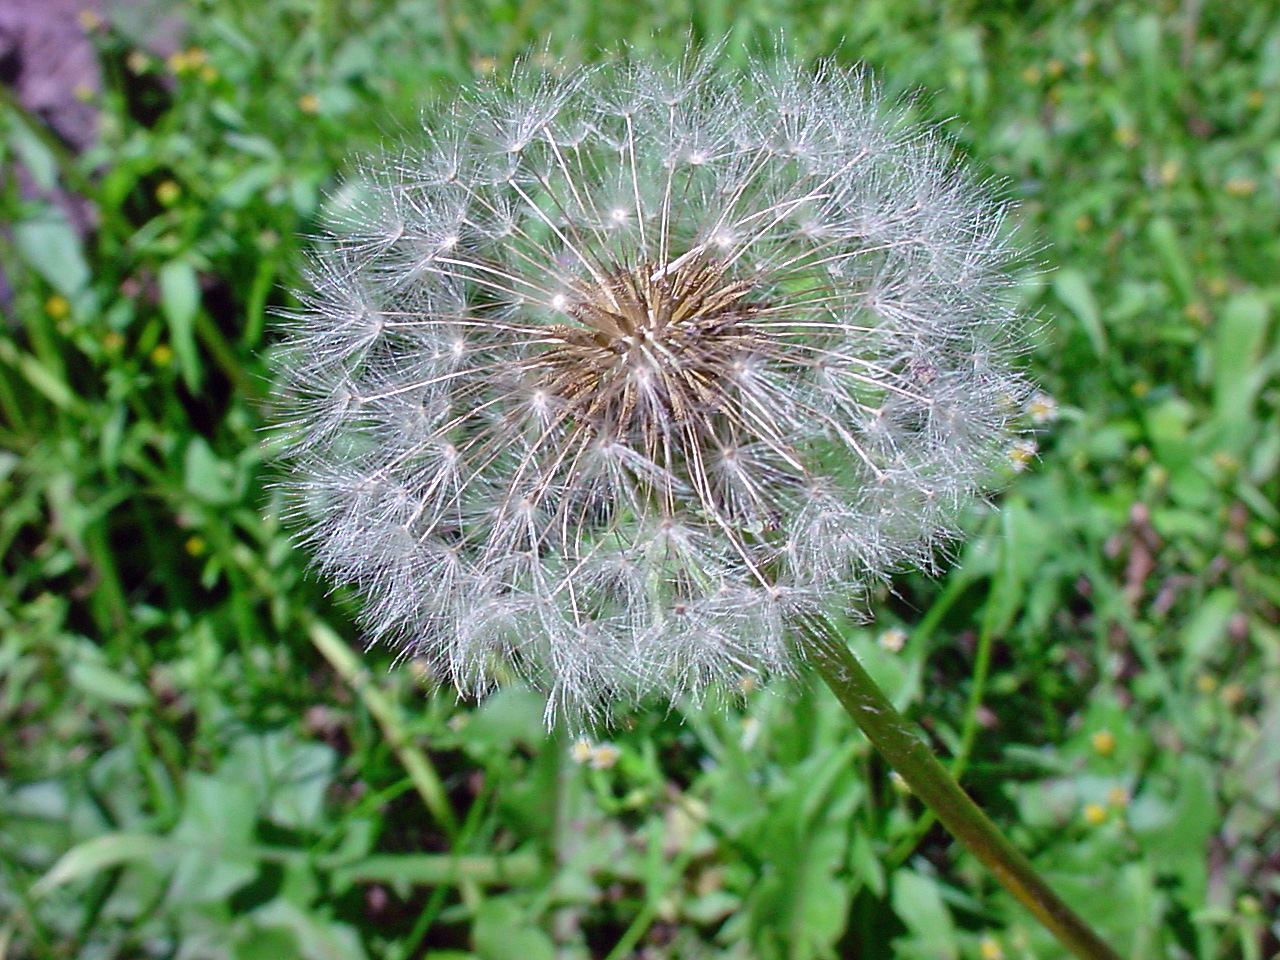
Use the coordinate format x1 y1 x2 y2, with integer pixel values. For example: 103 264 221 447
223 730 337 831
13 209 90 297
166 773 259 905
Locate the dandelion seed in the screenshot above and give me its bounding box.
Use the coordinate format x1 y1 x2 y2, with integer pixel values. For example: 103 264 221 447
270 51 1030 727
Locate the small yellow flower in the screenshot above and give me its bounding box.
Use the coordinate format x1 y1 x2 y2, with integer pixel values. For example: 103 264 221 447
589 741 621 770
126 50 150 74
1184 301 1208 326
1225 177 1257 197
1090 729 1116 757
878 627 908 653
1114 126 1139 149
1160 160 1179 185
151 343 174 366
1076 48 1096 69
73 83 95 103
45 295 70 320
1028 392 1059 424
1219 682 1245 708
1083 802 1108 825
1021 66 1041 85
570 739 620 769
1106 785 1129 808
1246 90 1265 110
184 535 206 556
407 658 435 683
1007 439 1038 471
1130 380 1151 398
979 934 1005 960
102 331 126 354
77 9 102 30
1046 59 1064 79
298 93 321 115
1196 673 1218 694
167 50 188 73
200 64 219 83
155 180 181 206
1212 451 1240 474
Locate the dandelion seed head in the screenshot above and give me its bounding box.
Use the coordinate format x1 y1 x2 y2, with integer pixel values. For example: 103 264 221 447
270 50 1031 727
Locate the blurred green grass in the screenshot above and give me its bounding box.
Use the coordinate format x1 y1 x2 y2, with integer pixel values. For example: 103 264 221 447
1 1 1278 958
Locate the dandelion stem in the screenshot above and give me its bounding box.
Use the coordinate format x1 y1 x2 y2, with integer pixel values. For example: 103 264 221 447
803 617 1122 960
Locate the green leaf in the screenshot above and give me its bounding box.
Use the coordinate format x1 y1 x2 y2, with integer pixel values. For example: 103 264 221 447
241 899 370 960
849 828 885 896
184 436 237 504
1212 294 1271 450
1053 268 1107 358
166 773 259 904
1131 758 1216 903
158 259 204 391
472 898 555 960
13 209 90 297
8 119 59 191
1178 588 1237 678
223 731 337 831
32 833 168 897
67 659 150 707
1147 216 1194 303
892 869 958 960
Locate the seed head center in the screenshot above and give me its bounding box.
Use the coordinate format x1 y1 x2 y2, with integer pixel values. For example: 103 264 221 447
534 255 767 433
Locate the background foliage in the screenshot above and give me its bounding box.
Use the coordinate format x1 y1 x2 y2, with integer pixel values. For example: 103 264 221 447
2 1 1278 958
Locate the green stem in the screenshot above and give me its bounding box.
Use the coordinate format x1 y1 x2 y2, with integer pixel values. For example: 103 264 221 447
803 617 1121 960
305 618 459 838
328 850 540 887
889 607 994 868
